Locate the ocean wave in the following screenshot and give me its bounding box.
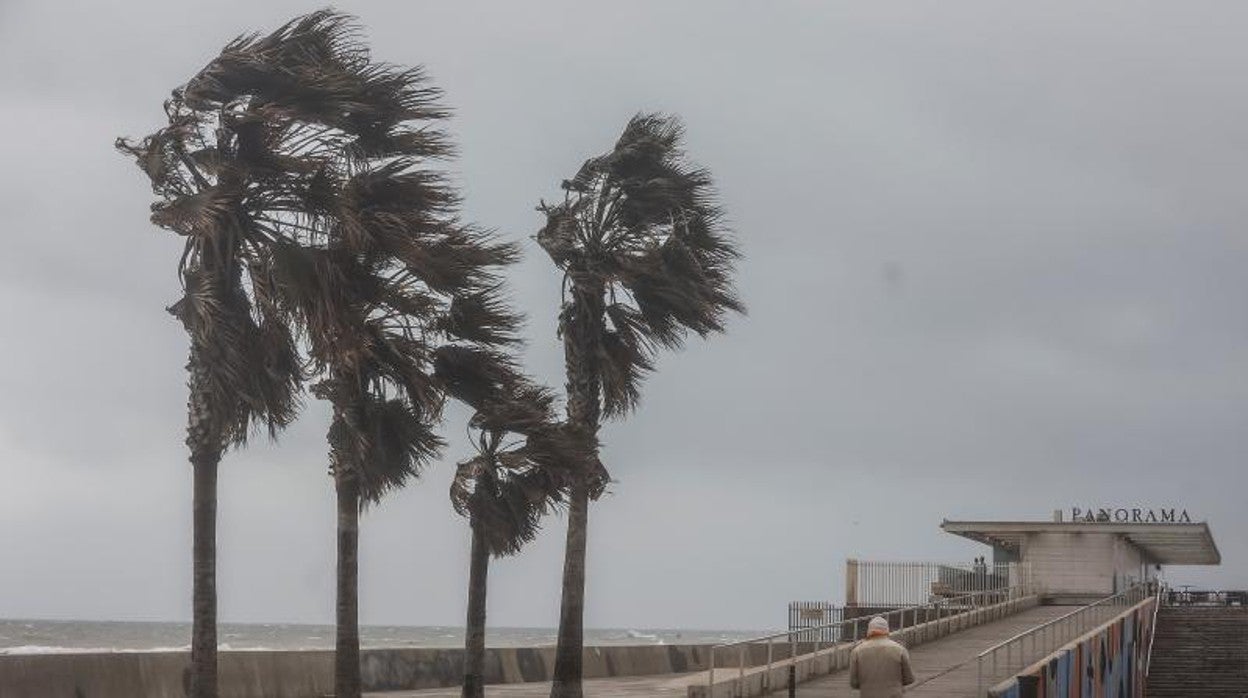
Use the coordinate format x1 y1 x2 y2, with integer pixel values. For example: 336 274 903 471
0 645 190 655
0 645 97 655
0 644 307 655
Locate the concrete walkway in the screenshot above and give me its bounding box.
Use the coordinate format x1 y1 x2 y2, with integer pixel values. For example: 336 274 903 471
368 605 1072 697
364 671 704 697
795 605 1070 697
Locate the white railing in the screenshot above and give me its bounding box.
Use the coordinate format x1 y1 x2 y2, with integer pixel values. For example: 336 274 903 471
847 560 1033 607
1143 583 1164 680
707 584 1033 696
975 583 1152 696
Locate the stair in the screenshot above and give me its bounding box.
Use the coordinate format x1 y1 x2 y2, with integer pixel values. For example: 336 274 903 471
1147 606 1248 697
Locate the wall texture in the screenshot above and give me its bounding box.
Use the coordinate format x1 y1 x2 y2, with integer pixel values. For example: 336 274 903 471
989 597 1155 698
0 643 717 698
1022 533 1145 597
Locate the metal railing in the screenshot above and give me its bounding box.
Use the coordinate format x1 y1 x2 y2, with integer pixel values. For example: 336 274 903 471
1163 588 1248 606
709 584 1033 696
1144 583 1163 680
975 583 1152 696
787 601 843 644
847 560 1033 607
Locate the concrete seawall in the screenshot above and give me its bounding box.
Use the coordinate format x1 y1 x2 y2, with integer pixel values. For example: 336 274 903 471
0 643 724 698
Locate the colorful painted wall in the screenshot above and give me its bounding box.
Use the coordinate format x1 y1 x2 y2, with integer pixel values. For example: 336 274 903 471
990 598 1155 698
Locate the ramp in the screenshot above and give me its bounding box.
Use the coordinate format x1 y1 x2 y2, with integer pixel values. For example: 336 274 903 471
794 605 1069 696
366 605 1067 698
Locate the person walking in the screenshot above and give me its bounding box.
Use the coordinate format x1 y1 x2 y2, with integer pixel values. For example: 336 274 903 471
849 616 915 697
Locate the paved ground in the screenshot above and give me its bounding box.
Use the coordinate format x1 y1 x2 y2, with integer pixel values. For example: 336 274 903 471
368 605 1073 697
795 605 1071 697
364 672 704 697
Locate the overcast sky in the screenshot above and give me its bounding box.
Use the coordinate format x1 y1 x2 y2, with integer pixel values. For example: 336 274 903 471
1 1 1246 633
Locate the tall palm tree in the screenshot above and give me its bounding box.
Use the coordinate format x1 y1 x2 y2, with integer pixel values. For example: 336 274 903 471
535 114 744 697
116 21 347 698
451 383 596 698
119 11 520 697
308 294 522 698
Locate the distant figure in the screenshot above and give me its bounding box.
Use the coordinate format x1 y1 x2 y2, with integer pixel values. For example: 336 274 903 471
849 617 915 698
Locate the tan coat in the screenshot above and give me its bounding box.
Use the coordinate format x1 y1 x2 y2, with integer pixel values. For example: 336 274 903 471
848 636 915 698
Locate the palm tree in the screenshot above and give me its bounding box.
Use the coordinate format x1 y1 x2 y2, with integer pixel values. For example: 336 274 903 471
288 149 522 698
535 114 744 697
116 20 352 698
309 294 523 698
119 11 521 697
451 383 595 698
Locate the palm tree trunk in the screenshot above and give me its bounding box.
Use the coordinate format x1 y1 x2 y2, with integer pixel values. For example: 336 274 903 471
462 524 490 698
550 477 590 698
551 278 603 698
336 474 362 698
186 350 220 698
189 449 220 698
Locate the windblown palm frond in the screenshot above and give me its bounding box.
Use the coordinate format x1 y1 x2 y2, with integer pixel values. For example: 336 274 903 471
115 8 457 448
537 113 743 418
451 452 549 556
171 265 302 443
120 8 523 490
450 380 595 557
323 386 443 505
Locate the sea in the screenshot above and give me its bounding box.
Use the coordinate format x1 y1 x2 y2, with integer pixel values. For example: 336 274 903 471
0 619 763 655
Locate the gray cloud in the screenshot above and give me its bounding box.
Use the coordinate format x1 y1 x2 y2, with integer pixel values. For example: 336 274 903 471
0 0 1245 631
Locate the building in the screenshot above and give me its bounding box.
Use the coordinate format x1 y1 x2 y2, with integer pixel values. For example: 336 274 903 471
941 508 1221 603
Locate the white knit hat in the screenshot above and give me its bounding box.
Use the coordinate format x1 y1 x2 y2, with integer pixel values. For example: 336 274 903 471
868 616 889 634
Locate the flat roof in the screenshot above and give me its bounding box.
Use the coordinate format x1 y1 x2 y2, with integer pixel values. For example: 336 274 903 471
941 519 1221 565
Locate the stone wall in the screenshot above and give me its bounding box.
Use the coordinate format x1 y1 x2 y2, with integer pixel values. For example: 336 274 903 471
0 643 720 698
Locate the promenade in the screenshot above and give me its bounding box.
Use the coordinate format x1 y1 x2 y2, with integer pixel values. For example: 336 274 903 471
367 605 1070 697
365 672 702 697
795 605 1068 696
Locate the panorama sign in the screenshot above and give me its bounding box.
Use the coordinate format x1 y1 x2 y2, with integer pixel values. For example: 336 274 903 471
1069 507 1193 524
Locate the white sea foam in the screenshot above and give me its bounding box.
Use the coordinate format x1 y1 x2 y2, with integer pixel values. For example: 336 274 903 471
0 644 297 655
0 645 184 655
624 630 661 643
0 645 100 655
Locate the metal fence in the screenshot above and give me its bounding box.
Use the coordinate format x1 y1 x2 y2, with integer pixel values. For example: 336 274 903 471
847 559 1032 607
787 601 844 643
975 583 1152 695
1162 588 1248 606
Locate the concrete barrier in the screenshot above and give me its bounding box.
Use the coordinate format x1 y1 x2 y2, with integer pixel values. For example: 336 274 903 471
0 643 721 698
988 596 1155 698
